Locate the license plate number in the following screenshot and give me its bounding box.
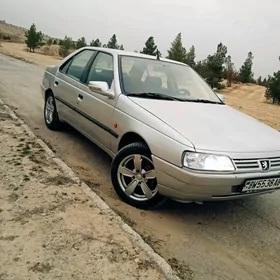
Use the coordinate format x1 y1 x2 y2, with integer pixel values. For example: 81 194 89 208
242 177 280 192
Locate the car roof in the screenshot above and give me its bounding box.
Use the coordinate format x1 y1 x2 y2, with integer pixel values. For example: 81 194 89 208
79 46 189 67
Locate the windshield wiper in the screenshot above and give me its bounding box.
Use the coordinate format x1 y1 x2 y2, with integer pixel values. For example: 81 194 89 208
126 92 185 101
190 99 224 104
126 93 224 104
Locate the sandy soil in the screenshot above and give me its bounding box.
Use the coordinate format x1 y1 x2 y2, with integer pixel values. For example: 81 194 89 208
0 21 26 42
0 103 165 280
220 83 280 131
1 48 280 280
0 42 61 66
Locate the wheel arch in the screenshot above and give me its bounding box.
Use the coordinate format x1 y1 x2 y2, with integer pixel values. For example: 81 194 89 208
118 132 151 153
44 88 54 101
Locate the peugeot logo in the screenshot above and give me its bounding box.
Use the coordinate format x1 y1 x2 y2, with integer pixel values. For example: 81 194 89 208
260 160 270 171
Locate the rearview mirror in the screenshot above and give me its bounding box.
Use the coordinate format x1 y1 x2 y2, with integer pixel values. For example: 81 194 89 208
88 81 115 99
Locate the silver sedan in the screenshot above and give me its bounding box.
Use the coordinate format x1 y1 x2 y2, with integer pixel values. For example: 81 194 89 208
41 47 280 209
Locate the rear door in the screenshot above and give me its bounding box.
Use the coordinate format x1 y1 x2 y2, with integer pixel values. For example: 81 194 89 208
53 49 96 126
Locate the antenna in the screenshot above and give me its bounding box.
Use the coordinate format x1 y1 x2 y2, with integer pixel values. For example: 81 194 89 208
156 49 160 60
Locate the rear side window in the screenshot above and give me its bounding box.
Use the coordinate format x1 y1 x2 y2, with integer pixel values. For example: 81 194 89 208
61 50 95 81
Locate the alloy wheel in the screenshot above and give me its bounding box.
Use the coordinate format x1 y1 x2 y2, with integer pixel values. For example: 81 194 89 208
117 154 158 201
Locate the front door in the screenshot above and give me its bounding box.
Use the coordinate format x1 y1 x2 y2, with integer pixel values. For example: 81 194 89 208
76 51 119 149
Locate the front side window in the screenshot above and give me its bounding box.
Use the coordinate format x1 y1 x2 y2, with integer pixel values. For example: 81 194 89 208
119 56 222 103
86 52 114 87
62 50 95 81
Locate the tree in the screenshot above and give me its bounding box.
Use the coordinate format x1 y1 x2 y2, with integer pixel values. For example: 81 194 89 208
239 51 254 83
257 76 262 85
141 36 158 56
166 32 187 63
106 34 119 49
25 23 44 52
265 71 280 104
203 43 228 89
59 36 73 58
186 45 196 68
47 38 53 47
225 55 235 87
71 41 76 50
90 39 102 47
53 39 58 45
76 37 87 49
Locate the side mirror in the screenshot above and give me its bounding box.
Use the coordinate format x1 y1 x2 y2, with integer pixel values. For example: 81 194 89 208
216 93 225 102
88 81 115 99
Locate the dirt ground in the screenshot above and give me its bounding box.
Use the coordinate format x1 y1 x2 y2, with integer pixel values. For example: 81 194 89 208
1 44 280 280
0 42 61 66
220 83 280 131
0 103 166 279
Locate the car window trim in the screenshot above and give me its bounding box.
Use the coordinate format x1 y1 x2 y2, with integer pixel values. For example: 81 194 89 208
58 49 97 83
80 51 99 84
83 51 115 88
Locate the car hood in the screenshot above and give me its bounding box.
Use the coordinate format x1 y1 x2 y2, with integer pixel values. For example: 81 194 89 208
130 98 280 153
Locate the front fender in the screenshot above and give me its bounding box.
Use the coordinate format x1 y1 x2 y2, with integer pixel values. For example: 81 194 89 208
112 96 195 167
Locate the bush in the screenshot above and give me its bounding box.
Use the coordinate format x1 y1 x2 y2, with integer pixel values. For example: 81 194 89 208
59 36 73 58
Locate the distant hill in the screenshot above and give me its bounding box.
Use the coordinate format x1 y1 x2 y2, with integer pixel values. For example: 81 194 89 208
0 20 60 43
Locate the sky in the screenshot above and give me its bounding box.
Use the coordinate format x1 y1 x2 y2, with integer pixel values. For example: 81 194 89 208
1 0 279 77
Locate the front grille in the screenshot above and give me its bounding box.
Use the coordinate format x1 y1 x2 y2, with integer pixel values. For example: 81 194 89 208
233 157 280 172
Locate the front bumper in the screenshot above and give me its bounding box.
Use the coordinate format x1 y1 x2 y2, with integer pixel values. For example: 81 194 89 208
152 155 280 202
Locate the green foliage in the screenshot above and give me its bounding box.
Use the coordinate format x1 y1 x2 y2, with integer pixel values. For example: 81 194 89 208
141 36 158 56
166 33 187 63
106 34 119 49
90 39 102 47
71 41 76 49
59 36 73 58
238 51 254 83
265 71 280 104
25 23 43 52
47 38 53 46
257 76 262 85
76 37 87 49
104 34 124 49
201 43 227 88
225 55 235 87
185 45 196 68
53 39 57 45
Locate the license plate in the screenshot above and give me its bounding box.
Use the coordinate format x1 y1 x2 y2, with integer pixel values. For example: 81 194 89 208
242 177 280 192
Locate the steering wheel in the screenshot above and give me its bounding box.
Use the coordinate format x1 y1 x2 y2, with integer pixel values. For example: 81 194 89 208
177 89 191 96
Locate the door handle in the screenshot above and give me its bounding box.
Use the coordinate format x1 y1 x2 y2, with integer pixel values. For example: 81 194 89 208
54 81 59 86
78 94 83 101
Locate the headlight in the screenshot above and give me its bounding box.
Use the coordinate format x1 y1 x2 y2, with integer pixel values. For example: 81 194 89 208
183 152 235 171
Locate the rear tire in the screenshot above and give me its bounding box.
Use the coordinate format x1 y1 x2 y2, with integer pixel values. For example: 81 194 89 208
111 142 166 209
44 92 62 130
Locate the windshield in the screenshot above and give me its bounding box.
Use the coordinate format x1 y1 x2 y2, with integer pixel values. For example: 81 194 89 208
119 56 222 103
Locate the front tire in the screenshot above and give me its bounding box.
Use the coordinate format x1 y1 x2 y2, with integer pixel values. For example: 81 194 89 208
44 92 61 130
111 142 166 209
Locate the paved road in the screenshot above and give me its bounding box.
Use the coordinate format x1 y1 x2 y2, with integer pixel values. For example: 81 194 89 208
1 53 280 280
